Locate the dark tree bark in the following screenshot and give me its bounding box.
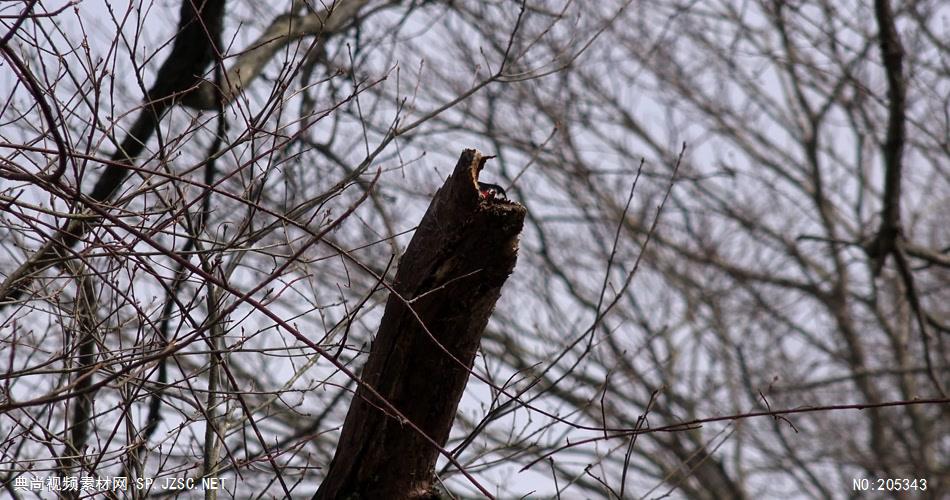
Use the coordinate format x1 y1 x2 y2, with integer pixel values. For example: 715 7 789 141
314 149 526 500
865 0 906 276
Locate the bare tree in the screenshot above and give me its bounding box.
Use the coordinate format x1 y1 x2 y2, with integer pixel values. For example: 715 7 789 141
1 0 947 499
431 0 949 498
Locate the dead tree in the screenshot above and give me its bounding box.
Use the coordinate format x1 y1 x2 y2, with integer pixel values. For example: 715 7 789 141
314 149 526 499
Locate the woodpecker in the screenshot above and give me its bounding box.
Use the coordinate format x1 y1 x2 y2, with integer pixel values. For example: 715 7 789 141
477 182 507 201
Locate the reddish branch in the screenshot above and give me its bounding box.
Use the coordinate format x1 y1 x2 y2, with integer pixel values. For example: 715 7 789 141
520 397 950 472
314 150 526 500
0 0 226 305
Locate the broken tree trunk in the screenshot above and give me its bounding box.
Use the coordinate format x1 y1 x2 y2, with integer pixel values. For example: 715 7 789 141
314 149 526 500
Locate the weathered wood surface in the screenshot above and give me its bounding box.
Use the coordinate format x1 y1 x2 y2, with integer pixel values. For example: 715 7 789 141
314 149 525 500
